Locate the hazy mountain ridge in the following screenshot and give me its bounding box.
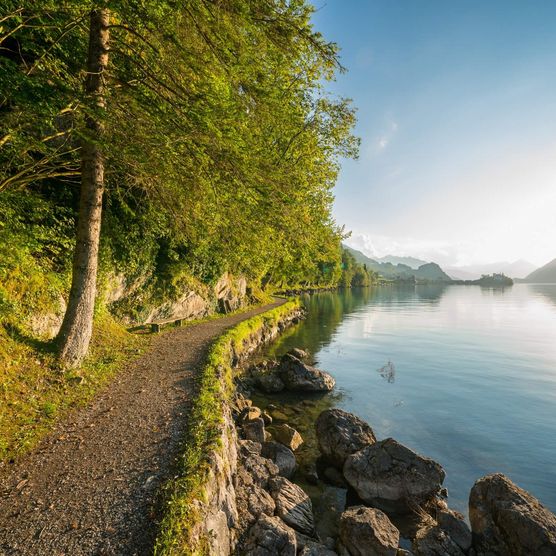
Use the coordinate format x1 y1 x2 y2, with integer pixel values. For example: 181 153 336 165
447 260 536 280
524 258 556 283
374 255 428 269
343 245 452 282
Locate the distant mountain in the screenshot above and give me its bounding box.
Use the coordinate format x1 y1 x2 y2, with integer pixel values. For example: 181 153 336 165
375 255 428 269
524 258 556 283
446 260 536 280
343 245 452 282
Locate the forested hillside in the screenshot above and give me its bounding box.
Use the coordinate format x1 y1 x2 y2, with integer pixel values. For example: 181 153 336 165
0 1 359 366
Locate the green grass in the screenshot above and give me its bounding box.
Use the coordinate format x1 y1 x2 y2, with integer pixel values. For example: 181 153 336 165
154 299 301 556
0 313 147 462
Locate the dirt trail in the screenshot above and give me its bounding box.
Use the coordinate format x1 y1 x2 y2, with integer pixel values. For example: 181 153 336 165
0 300 285 556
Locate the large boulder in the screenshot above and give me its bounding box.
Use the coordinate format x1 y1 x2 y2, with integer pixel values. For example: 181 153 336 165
243 515 297 556
339 505 400 556
278 354 335 392
262 441 296 479
469 473 556 555
316 409 377 467
268 476 315 536
343 438 445 512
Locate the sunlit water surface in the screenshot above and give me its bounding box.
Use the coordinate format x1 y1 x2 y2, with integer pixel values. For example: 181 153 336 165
266 284 556 515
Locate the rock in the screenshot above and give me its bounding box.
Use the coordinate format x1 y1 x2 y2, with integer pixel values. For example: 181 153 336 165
339 505 400 556
261 412 273 425
235 396 253 411
244 515 297 556
323 466 348 488
469 473 556 556
270 409 290 422
238 406 262 424
261 441 296 479
268 476 315 536
300 541 338 555
315 486 347 542
215 272 247 313
316 409 377 467
278 353 335 392
288 347 311 361
243 418 266 444
305 466 319 486
343 438 445 512
272 424 304 451
235 466 276 529
239 439 262 455
257 372 286 393
239 442 279 489
436 509 471 552
412 525 465 556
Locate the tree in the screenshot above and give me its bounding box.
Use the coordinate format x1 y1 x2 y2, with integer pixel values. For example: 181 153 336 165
57 8 109 367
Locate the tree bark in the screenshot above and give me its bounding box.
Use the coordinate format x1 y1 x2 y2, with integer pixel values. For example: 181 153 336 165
57 9 110 368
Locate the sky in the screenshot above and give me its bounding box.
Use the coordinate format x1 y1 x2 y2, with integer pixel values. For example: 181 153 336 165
311 0 556 268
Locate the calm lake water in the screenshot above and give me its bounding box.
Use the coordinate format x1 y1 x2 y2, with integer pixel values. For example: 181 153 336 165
265 284 556 516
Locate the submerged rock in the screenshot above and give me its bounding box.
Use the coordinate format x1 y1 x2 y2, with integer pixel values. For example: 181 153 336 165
244 515 297 555
339 505 400 556
287 347 311 362
261 441 296 479
268 476 315 536
256 372 285 393
278 353 335 392
316 409 376 467
343 438 445 512
272 424 304 451
469 473 556 555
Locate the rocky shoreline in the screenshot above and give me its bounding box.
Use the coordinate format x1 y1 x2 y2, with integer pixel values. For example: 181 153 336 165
231 349 556 555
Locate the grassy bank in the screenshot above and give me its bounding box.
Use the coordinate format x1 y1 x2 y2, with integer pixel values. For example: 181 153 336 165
154 299 301 556
0 314 147 462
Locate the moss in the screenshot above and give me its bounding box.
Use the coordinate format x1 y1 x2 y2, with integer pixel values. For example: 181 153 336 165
153 299 300 556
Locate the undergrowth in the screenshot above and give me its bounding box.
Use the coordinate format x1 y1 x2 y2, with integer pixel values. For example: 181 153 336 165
154 299 300 556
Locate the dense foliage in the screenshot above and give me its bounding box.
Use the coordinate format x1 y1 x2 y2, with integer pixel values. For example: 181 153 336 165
340 248 378 288
0 1 358 335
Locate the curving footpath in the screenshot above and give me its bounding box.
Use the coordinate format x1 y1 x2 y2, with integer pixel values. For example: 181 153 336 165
0 300 285 556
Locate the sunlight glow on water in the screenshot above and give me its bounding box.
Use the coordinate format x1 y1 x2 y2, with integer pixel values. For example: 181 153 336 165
270 284 556 515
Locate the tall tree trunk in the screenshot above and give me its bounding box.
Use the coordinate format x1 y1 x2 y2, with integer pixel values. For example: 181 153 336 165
58 9 110 368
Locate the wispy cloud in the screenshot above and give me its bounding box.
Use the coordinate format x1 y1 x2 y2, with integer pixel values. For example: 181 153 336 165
369 120 398 154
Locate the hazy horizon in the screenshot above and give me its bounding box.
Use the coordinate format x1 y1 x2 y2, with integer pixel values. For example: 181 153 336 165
312 1 556 268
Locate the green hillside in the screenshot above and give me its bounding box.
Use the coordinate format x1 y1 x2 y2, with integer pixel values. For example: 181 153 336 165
343 245 452 282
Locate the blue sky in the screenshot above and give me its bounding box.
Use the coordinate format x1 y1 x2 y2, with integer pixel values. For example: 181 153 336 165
312 1 556 267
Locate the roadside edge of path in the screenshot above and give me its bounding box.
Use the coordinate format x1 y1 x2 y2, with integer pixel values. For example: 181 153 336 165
154 298 304 556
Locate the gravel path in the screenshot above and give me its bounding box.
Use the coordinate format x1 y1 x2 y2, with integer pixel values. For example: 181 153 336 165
0 300 284 556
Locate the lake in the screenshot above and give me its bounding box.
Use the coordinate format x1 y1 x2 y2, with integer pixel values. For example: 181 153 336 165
264 284 556 516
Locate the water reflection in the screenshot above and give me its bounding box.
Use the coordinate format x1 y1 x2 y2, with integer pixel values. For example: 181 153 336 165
263 284 556 517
